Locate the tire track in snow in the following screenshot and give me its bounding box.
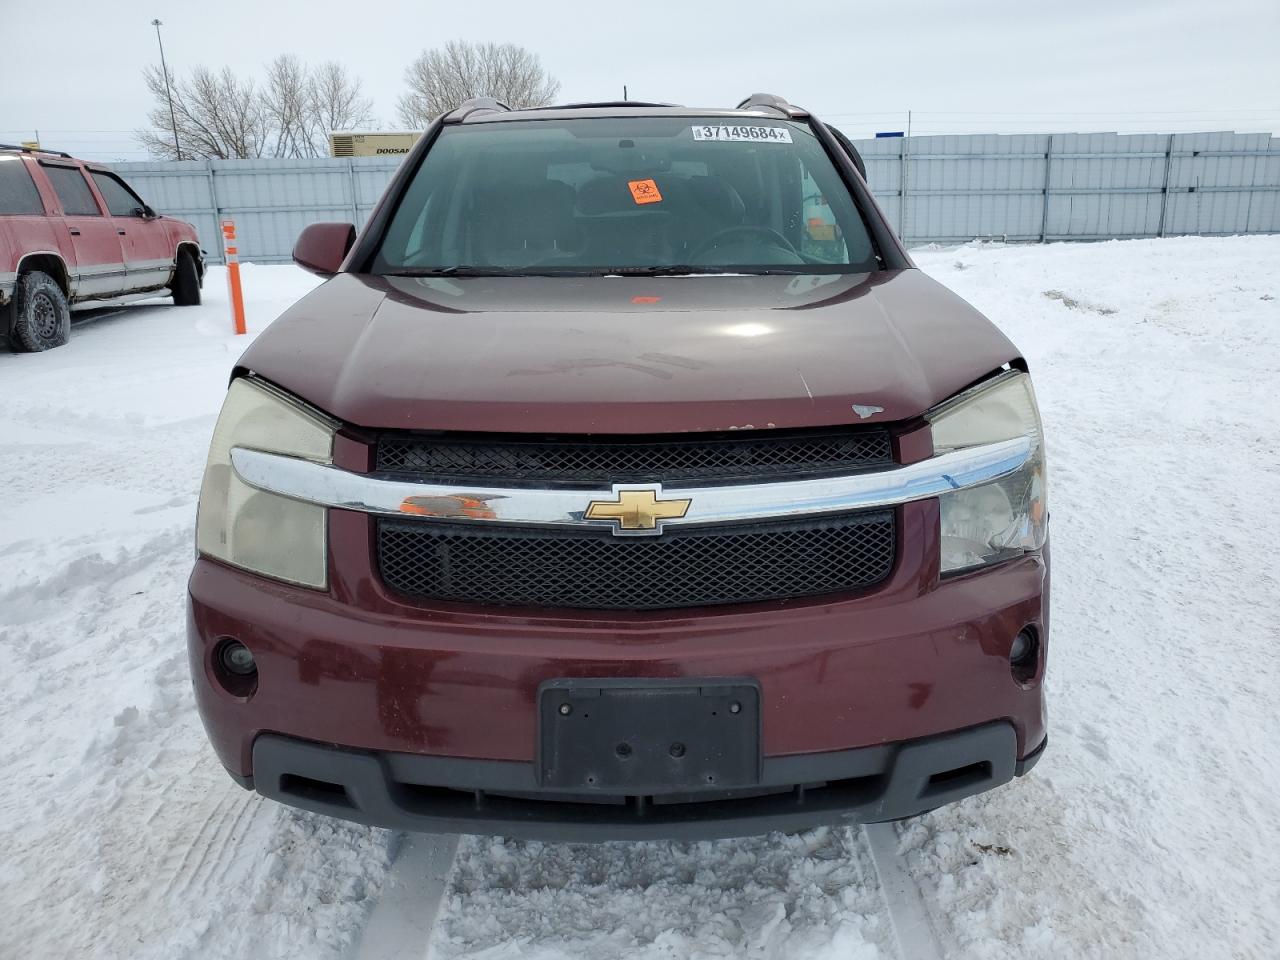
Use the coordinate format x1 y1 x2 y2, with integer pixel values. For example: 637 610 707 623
164 789 259 900
176 793 243 897
361 822 944 958
354 832 459 960
209 793 262 887
864 822 945 960
163 792 235 900
144 755 207 825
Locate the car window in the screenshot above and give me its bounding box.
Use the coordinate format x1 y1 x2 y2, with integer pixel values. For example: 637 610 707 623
372 117 878 275
0 157 45 216
42 164 102 216
89 171 145 217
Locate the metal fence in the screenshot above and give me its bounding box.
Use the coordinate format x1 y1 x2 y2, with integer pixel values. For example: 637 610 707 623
114 130 1280 265
115 157 402 265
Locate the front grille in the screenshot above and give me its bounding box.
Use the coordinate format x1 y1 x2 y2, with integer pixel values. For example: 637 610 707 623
376 428 894 485
377 511 896 610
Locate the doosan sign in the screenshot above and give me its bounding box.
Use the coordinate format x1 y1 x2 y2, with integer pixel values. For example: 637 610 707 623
328 131 423 157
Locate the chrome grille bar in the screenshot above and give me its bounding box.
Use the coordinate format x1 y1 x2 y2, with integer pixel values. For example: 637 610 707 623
230 435 1031 533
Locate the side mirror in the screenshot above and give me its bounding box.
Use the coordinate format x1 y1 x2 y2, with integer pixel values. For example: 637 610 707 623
134 205 157 219
293 222 356 276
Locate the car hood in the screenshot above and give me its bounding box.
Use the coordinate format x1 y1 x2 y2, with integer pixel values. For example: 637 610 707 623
237 269 1020 434
157 215 199 242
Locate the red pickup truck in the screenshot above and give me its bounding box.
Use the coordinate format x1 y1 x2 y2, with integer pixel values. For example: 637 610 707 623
0 144 203 352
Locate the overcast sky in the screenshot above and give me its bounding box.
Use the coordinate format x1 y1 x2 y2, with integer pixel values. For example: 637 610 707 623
2 0 1277 161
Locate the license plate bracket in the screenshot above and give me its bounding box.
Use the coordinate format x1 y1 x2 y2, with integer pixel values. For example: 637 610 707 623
537 678 761 793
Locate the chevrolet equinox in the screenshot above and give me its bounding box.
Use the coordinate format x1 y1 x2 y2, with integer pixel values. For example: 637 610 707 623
188 94 1049 840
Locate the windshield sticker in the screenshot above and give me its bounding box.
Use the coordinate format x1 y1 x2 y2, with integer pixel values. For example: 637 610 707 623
627 178 663 204
692 125 793 143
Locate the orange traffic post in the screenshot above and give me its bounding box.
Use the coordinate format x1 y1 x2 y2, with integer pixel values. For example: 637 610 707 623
221 220 247 336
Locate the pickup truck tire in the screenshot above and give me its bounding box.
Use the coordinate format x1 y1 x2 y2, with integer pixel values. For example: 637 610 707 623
171 250 201 306
12 270 71 352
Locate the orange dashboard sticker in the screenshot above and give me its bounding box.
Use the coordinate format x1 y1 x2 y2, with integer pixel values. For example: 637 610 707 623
627 178 662 204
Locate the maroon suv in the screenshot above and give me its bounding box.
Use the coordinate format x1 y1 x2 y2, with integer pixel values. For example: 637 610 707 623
189 95 1049 840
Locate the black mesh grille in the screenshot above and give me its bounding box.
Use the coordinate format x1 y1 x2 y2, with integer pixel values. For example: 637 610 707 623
376 428 893 485
377 512 896 610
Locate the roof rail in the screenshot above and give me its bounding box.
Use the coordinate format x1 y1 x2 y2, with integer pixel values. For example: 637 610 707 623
0 142 73 159
735 94 808 119
525 100 680 111
442 97 513 123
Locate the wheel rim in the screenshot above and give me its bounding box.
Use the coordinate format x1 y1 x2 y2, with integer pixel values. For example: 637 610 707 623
33 293 59 340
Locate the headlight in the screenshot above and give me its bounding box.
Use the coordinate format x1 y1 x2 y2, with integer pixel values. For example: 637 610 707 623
928 370 1047 574
196 378 335 588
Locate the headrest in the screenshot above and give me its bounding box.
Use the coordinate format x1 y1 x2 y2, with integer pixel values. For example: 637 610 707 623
685 176 746 225
475 177 573 211
575 177 637 216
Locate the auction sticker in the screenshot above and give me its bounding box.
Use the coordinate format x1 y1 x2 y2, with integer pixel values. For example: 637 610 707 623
692 125 793 143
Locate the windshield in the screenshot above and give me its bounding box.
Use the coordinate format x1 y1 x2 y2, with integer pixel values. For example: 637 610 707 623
371 117 879 276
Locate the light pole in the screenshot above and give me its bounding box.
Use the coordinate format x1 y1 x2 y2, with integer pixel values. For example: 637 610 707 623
151 19 182 161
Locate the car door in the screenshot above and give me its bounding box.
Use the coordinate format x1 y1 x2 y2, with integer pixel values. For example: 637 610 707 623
88 169 173 292
0 155 63 301
38 161 126 299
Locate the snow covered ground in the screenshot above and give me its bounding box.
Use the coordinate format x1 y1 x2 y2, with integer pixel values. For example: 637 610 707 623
2 238 1278 960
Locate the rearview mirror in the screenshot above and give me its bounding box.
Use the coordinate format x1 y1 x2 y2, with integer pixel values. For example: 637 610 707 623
293 222 356 276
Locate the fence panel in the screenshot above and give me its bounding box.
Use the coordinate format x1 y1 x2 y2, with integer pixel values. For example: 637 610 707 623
1163 133 1280 236
113 131 1280 264
118 157 403 265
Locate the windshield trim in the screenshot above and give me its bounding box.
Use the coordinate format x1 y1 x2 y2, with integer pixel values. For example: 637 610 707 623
347 113 907 276
380 264 862 279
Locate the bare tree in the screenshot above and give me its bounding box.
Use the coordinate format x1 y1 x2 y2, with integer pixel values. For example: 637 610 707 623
137 65 266 160
308 61 376 144
261 54 313 158
139 58 375 160
397 40 560 127
261 57 376 157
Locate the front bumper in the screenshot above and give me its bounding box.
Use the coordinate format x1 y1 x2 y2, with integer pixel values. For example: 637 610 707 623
248 722 1044 841
188 498 1049 839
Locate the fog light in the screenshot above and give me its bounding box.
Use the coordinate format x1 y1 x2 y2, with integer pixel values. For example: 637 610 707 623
218 640 257 676
1010 627 1039 684
1010 630 1033 663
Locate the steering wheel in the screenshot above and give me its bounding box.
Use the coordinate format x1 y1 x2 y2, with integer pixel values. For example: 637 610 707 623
688 224 801 263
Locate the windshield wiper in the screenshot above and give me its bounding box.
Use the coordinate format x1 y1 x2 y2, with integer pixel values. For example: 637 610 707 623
384 264 816 278
384 266 517 277
599 265 736 276
602 265 816 276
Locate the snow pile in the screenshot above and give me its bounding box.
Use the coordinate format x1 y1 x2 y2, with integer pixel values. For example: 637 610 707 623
1 238 1278 959
891 237 1280 958
433 829 890 959
1 268 394 960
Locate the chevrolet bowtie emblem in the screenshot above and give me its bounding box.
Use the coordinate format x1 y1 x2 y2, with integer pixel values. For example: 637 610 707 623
585 487 691 535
